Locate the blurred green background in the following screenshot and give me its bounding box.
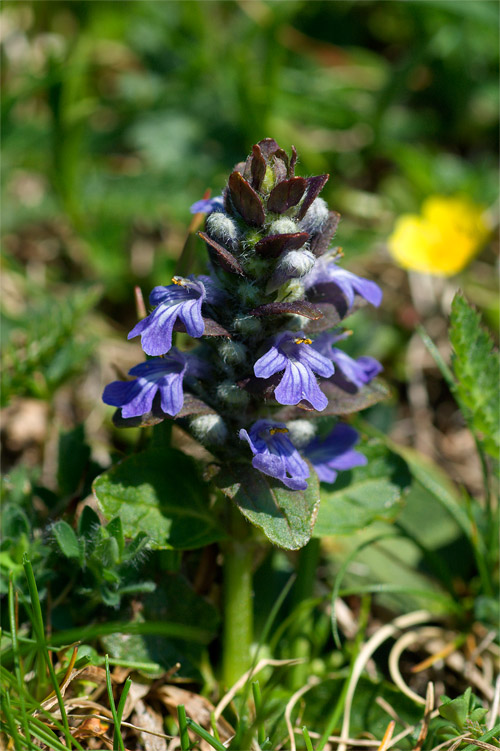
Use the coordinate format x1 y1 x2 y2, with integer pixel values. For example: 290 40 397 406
2 0 498 428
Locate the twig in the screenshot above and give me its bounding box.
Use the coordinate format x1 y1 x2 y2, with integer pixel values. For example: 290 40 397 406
336 610 436 751
285 677 321 751
376 721 395 751
66 714 174 740
428 734 468 751
489 675 500 730
388 627 443 705
414 682 434 751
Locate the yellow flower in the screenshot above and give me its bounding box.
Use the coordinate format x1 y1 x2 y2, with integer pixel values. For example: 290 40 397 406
388 196 489 276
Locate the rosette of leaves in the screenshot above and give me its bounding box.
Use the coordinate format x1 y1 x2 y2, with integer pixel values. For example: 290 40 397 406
97 139 391 550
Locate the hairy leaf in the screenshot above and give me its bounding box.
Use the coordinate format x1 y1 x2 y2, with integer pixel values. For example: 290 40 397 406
93 448 225 550
449 293 500 457
215 461 320 550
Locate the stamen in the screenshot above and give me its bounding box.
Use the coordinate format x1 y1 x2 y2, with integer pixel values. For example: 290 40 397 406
294 338 312 345
269 427 288 435
172 276 186 286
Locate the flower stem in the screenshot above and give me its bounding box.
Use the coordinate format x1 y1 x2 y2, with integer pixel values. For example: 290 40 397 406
222 504 253 689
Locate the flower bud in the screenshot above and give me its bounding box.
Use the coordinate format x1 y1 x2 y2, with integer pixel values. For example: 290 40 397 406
299 198 329 235
237 280 261 307
218 339 247 366
268 218 298 235
287 313 312 330
206 212 240 248
286 419 317 449
276 250 316 279
242 254 269 278
267 251 315 292
216 380 250 408
274 279 305 301
190 414 228 445
233 314 262 336
261 165 275 193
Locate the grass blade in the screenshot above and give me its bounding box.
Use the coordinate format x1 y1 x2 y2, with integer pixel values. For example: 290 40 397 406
105 654 124 751
22 555 75 749
178 704 191 751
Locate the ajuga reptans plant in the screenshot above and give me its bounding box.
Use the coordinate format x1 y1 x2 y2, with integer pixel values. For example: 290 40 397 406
103 139 384 534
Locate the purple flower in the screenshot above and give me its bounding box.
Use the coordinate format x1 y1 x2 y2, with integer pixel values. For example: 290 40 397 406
312 332 382 390
254 331 334 411
303 255 382 308
239 419 309 490
128 276 206 356
190 195 224 214
303 423 366 484
102 349 197 418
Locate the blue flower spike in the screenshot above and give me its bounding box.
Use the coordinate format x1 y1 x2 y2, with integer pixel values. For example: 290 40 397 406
104 139 385 498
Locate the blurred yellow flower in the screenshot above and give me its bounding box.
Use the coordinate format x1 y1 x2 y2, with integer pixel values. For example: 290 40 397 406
388 196 489 276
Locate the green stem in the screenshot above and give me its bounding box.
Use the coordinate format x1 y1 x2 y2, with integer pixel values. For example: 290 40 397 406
290 538 320 689
222 504 253 689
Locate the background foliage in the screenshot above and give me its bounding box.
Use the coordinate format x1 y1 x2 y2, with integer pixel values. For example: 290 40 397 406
1 1 498 749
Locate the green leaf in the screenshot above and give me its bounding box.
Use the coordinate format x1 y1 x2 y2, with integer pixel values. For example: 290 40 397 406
313 440 411 536
215 462 320 550
106 517 124 557
93 448 225 550
100 573 219 678
51 520 80 560
449 292 500 457
77 505 100 538
57 424 91 497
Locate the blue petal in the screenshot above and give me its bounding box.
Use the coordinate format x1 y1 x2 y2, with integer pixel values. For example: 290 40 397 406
297 345 335 379
135 303 181 356
304 424 367 484
177 298 205 338
254 346 288 378
102 378 158 418
357 356 383 381
190 196 224 214
275 362 328 411
158 371 185 416
315 465 338 484
333 268 383 307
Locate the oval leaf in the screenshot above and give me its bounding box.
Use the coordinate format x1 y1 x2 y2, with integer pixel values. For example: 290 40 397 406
198 231 246 277
228 171 265 226
173 316 230 338
250 300 324 320
52 520 80 560
310 211 341 256
250 143 266 191
215 461 320 550
255 232 309 258
296 174 330 220
267 177 307 214
93 448 225 550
